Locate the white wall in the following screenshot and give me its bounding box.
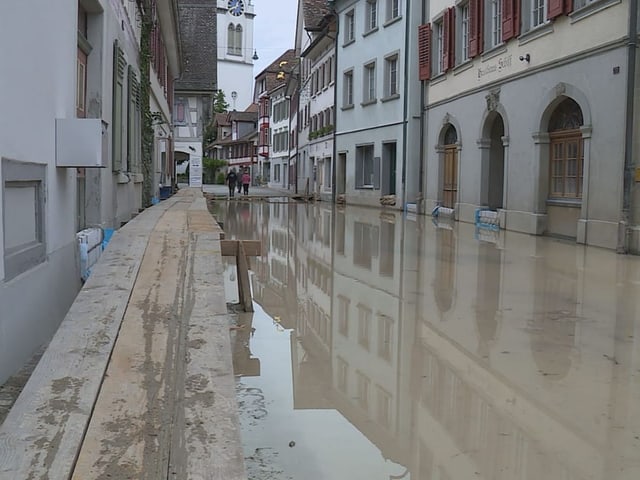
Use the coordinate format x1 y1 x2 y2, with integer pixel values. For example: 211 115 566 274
0 0 82 382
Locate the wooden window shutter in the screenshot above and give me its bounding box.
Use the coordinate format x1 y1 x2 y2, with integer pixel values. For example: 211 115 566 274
469 0 478 57
443 10 451 71
564 0 573 13
448 7 456 70
418 23 432 81
502 0 514 42
548 0 564 19
469 0 484 58
476 0 484 55
502 0 521 41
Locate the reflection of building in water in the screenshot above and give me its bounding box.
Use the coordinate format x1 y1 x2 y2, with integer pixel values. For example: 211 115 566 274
292 204 334 409
250 201 298 329
411 223 640 480
328 207 413 467
225 201 640 480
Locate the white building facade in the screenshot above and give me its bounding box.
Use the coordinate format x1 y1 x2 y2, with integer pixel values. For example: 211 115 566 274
420 0 639 250
0 0 181 384
295 0 336 201
216 0 256 111
333 0 423 209
269 87 291 188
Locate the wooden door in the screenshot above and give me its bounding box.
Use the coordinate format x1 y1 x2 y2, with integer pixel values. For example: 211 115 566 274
443 146 458 209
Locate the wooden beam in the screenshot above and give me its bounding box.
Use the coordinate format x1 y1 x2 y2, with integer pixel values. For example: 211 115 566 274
236 241 253 312
221 239 261 257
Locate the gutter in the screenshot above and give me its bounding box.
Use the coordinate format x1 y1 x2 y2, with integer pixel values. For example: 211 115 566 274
331 9 339 204
418 1 427 210
619 0 638 253
400 0 411 210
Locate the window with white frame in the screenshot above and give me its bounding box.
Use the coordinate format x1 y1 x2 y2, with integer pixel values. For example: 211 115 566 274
343 69 354 107
532 0 546 27
345 10 355 43
366 0 378 32
459 2 469 63
490 0 502 48
384 54 398 97
386 0 400 21
363 62 376 103
435 20 445 74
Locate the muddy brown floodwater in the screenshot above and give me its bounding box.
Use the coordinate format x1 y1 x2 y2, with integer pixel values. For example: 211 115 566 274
215 199 640 480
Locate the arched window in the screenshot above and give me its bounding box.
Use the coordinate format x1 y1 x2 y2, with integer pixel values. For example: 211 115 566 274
227 24 235 55
235 25 243 55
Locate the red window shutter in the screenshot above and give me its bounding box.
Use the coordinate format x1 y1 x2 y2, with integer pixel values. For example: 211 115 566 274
448 7 456 70
564 0 573 13
443 9 451 71
472 0 484 56
548 0 564 19
514 0 521 37
418 23 432 81
502 0 513 42
478 0 485 55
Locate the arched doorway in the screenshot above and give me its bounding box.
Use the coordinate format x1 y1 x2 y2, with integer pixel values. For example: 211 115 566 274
546 97 584 238
441 124 458 209
485 114 505 210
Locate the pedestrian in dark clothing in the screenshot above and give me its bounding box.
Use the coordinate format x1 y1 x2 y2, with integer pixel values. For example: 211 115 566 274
226 169 238 197
242 171 251 195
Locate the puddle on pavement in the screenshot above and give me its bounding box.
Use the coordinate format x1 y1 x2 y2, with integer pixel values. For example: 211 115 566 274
214 200 640 480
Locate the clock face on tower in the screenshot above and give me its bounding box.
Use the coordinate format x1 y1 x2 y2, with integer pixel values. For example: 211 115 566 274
227 0 245 16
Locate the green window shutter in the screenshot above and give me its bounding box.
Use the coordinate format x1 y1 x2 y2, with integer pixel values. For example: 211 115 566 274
112 40 126 172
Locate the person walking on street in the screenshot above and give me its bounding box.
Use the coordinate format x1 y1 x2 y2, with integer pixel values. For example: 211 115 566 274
226 168 238 197
242 170 251 195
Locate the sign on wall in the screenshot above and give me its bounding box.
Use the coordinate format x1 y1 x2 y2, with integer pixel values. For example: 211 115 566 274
189 155 202 187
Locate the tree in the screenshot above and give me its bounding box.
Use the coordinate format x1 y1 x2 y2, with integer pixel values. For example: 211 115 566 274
202 157 227 184
213 90 229 114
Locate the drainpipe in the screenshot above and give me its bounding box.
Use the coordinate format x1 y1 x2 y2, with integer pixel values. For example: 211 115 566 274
330 7 339 204
418 0 427 212
620 0 638 253
401 0 412 211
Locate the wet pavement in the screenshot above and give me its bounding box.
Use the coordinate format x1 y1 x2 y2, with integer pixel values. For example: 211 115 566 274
212 199 640 480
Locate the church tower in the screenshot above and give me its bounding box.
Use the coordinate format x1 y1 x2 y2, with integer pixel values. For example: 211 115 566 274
216 0 256 111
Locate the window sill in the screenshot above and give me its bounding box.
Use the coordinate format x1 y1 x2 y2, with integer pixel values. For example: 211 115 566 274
383 16 402 28
381 93 400 103
341 104 355 111
453 59 474 75
570 0 621 23
547 198 582 208
481 43 507 62
361 99 378 107
363 27 379 38
356 185 375 190
430 73 447 86
518 22 554 46
343 39 355 48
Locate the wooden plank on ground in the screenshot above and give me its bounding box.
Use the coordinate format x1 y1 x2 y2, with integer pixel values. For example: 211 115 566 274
72 208 189 479
221 239 261 256
176 228 247 479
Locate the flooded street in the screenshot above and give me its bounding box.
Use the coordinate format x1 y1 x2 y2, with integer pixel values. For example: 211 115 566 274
214 200 640 480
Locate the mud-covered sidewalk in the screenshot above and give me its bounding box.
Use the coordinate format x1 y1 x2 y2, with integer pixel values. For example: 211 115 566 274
0 189 246 479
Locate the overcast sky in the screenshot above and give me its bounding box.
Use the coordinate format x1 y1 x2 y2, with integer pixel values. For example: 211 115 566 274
252 0 299 75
